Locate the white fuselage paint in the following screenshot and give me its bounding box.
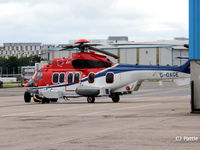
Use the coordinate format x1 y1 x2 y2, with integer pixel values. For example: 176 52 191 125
37 66 190 98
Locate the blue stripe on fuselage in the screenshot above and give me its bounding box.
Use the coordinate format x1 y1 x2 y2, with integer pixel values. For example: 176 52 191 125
81 63 182 82
30 63 184 90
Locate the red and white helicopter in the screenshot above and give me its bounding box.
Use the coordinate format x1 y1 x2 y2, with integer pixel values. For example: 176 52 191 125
24 39 190 104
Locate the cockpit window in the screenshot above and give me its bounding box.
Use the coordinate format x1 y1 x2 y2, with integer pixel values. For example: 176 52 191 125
36 72 43 80
31 72 37 80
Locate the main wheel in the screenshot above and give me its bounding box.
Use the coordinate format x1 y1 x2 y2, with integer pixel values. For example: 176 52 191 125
42 98 50 104
87 97 95 103
50 99 58 102
46 99 50 104
24 91 31 103
111 94 120 103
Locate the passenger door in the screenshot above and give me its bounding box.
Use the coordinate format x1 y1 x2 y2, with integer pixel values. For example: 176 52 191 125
65 72 82 92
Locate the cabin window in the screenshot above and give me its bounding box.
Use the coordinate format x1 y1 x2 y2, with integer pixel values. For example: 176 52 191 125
59 73 65 83
36 72 43 80
52 73 59 83
68 73 73 83
88 73 95 83
106 72 114 83
74 73 80 83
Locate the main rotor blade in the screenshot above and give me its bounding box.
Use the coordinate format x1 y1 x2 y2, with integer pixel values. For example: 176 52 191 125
58 45 80 51
111 43 188 47
85 43 102 47
89 46 119 59
62 44 76 49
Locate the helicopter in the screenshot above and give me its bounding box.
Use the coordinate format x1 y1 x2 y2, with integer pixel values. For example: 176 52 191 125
24 39 190 104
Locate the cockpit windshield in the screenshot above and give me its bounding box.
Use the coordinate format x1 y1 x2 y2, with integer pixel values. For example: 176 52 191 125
36 72 43 80
31 72 37 80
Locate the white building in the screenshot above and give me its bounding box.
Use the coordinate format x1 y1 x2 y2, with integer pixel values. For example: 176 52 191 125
1 43 56 58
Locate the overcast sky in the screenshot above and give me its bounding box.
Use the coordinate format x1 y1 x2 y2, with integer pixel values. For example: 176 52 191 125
0 0 188 45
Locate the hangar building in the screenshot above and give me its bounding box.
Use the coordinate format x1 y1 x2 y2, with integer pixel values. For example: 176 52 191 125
45 38 188 66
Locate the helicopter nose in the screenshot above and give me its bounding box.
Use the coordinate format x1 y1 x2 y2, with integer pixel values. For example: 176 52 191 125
28 80 34 87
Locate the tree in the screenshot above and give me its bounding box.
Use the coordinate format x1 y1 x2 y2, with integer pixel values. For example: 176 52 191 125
7 56 18 74
0 55 41 74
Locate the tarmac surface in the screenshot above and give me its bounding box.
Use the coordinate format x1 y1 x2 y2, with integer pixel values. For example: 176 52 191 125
0 82 199 150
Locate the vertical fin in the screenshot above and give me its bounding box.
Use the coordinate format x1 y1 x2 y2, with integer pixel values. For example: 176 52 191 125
178 60 190 74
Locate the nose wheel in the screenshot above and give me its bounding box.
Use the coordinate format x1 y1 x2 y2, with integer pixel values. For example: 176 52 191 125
24 92 58 104
24 91 31 103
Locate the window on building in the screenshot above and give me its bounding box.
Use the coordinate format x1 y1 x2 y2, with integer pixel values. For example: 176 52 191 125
74 73 80 83
52 73 59 83
106 72 114 83
59 73 65 83
88 73 95 83
67 73 73 83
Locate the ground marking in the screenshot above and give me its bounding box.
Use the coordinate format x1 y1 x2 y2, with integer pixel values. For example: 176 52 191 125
76 103 161 116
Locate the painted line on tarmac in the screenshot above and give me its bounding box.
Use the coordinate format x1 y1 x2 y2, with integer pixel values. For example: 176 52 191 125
76 103 161 116
0 104 36 109
134 88 189 97
0 103 160 117
0 104 100 117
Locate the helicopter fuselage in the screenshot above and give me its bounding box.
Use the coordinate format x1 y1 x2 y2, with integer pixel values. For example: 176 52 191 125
25 50 190 103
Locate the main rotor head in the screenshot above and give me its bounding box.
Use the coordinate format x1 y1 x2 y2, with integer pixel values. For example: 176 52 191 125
59 39 119 59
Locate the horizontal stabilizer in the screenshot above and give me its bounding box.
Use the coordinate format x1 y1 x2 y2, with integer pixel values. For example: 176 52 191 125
133 80 143 91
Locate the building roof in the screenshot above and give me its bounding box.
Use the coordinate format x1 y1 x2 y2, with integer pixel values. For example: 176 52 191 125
3 43 42 46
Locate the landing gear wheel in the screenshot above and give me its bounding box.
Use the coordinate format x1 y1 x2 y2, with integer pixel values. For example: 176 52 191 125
87 97 95 103
42 98 50 104
42 98 46 104
24 91 31 103
50 99 58 103
46 99 50 104
111 94 120 103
